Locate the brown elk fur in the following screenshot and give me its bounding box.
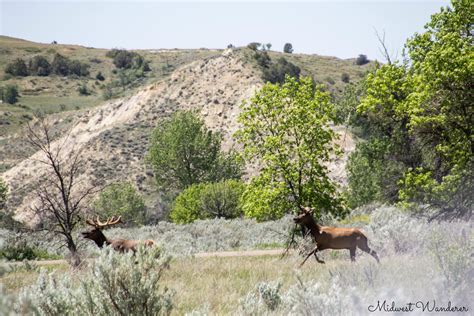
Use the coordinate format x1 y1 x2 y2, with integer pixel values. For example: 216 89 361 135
82 216 155 253
294 207 380 266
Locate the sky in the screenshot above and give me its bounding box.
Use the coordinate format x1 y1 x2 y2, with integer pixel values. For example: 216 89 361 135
0 0 449 60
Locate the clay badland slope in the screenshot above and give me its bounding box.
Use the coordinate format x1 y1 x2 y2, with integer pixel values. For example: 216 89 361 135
3 49 355 222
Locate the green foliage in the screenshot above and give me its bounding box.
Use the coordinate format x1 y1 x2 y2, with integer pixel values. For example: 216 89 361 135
355 54 369 65
236 76 345 220
51 53 89 77
5 58 28 76
95 71 105 81
341 72 350 83
28 55 51 76
106 49 150 71
262 57 301 84
93 182 146 226
247 42 261 51
51 53 70 76
0 178 7 209
0 240 60 261
350 0 473 218
147 111 242 192
1 85 19 104
18 247 173 315
77 84 90 96
283 43 293 54
170 179 245 224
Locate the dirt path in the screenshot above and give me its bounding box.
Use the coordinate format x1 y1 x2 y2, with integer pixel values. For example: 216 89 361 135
1 249 290 267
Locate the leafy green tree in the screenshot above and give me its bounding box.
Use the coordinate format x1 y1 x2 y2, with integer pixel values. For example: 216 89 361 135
68 60 90 76
236 76 345 220
352 0 473 218
170 179 245 224
1 85 19 104
93 182 146 226
283 43 293 54
5 58 28 76
28 55 51 76
147 111 242 192
247 42 261 51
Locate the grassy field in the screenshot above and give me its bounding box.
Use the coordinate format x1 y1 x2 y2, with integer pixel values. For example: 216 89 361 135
0 206 472 314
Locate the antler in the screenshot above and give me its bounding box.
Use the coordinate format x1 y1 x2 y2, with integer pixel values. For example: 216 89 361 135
86 215 122 229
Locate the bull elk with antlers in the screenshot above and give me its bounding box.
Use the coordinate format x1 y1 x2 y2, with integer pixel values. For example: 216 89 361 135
82 216 155 253
294 207 379 266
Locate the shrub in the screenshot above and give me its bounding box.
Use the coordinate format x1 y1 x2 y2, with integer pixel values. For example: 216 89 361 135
5 58 28 76
28 55 51 76
68 59 90 76
247 42 261 51
170 179 245 224
283 43 293 54
262 57 301 84
51 53 70 76
93 182 146 226
341 72 350 83
0 240 59 261
77 84 90 96
96 72 105 81
0 178 7 209
355 54 369 65
1 85 19 104
17 247 174 315
106 49 148 70
240 281 282 314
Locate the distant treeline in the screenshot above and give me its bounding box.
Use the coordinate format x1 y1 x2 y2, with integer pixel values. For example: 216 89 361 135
5 54 90 77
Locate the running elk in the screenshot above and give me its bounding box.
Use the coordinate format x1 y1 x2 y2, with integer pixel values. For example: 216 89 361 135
294 207 379 266
82 216 155 253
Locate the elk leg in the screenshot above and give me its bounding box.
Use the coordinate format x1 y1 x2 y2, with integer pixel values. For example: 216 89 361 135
300 246 324 266
350 247 356 262
358 242 380 264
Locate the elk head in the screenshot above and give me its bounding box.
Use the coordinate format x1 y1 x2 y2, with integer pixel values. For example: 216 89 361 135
293 206 313 225
82 215 122 248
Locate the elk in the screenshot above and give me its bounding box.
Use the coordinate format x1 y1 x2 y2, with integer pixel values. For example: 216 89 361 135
82 216 155 253
294 207 379 266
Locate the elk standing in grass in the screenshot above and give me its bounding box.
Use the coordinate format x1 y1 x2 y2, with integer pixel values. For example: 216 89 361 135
82 216 155 253
294 207 379 266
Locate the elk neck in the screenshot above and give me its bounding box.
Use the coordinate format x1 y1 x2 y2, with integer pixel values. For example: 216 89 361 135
92 229 112 248
305 216 323 237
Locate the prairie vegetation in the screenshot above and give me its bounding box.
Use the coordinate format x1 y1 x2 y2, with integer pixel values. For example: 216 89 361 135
1 206 472 314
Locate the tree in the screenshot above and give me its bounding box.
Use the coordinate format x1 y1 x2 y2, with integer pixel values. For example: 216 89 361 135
236 76 345 220
5 58 28 76
28 56 51 76
353 0 473 218
93 182 146 226
25 118 98 266
170 179 245 224
355 54 369 65
147 111 242 192
283 43 293 54
2 85 19 104
247 42 261 51
51 53 70 76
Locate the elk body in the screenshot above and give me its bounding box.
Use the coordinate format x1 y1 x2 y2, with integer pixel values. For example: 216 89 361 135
294 207 379 266
82 216 155 253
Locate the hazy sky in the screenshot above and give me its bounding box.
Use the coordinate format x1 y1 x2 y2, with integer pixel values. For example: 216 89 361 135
1 0 449 59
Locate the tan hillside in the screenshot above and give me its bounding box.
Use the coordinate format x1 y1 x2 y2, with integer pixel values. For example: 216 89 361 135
2 47 358 222
2 49 261 221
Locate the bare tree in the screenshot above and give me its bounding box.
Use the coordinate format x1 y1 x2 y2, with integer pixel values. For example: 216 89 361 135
26 118 98 267
374 29 394 65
